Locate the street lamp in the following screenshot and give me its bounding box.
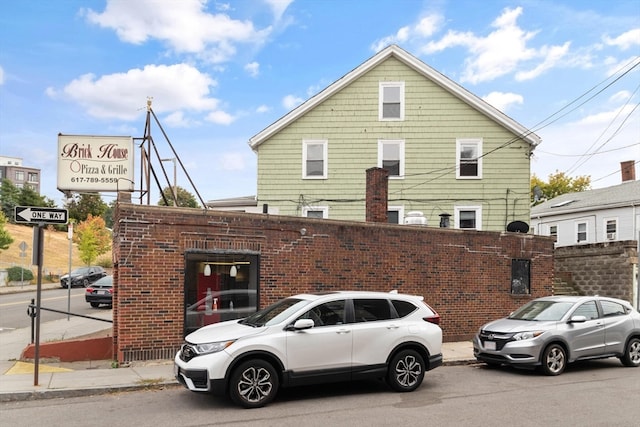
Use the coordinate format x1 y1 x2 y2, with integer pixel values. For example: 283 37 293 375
160 157 177 206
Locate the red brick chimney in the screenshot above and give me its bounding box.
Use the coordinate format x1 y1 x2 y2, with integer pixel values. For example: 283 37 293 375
366 167 389 223
620 160 636 182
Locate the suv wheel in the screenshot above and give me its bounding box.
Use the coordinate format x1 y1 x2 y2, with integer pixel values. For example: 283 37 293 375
229 359 279 408
82 279 89 288
541 343 566 376
387 349 425 392
620 337 640 367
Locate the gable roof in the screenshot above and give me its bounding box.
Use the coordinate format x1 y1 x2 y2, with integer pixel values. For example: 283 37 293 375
249 44 541 150
531 180 640 217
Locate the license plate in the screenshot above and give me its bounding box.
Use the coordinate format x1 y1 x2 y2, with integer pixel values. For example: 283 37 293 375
484 341 496 350
100 290 108 295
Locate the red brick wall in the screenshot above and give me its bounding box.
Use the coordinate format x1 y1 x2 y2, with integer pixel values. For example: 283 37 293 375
113 203 554 362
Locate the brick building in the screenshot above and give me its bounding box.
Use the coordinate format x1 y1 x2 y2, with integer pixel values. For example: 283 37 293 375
111 169 554 363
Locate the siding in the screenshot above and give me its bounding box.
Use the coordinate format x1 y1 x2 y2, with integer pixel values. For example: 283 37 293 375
257 56 531 231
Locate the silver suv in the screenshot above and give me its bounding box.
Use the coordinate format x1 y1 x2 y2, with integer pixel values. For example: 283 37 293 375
473 295 640 375
175 291 443 408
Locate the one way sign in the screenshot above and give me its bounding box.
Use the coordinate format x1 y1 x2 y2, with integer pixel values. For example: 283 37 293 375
15 206 68 225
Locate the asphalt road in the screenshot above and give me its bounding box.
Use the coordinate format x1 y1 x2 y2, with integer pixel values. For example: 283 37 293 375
2 360 639 427
0 287 107 332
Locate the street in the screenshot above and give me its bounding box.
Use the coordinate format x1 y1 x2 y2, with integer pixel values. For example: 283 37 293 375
0 287 106 332
1 360 638 427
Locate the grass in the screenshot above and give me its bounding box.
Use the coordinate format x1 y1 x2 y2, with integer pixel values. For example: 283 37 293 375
1 223 111 279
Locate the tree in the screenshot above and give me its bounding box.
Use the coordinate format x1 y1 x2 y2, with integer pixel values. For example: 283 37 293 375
0 211 14 252
0 179 21 221
157 186 200 208
74 214 112 266
66 193 108 223
531 172 591 204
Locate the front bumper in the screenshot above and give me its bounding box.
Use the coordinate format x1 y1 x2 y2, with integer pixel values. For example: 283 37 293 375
472 334 543 366
174 348 232 395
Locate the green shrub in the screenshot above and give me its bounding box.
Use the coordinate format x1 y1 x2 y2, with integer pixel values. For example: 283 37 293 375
7 266 34 282
96 256 113 269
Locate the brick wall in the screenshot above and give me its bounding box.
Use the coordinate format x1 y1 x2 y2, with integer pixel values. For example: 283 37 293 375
555 240 637 301
112 203 554 362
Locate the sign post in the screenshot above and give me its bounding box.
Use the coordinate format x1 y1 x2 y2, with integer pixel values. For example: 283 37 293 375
15 207 69 386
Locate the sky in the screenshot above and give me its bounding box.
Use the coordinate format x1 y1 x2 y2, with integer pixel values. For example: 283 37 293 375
1 0 638 207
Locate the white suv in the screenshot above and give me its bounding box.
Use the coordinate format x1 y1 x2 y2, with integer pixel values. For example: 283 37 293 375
175 291 443 408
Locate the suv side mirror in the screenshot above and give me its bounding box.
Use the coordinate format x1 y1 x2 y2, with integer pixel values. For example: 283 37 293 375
289 319 314 331
569 315 587 323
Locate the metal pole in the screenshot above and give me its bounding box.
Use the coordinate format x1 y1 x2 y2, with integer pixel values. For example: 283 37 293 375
67 223 73 321
34 225 44 386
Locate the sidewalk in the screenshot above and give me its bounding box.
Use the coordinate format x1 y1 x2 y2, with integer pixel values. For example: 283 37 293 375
0 284 476 402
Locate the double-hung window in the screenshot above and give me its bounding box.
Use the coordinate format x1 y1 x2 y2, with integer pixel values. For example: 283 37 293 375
378 140 404 178
604 219 617 240
576 222 587 243
455 206 482 230
456 138 482 179
303 206 328 219
302 139 327 179
387 206 404 224
379 82 404 121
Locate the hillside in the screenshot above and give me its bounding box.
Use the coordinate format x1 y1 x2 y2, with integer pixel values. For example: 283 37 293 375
1 223 111 277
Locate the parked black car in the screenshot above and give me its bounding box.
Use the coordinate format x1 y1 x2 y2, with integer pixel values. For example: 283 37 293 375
85 275 113 308
60 266 107 288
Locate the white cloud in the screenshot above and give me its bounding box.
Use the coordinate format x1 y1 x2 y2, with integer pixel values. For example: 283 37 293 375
83 0 271 63
163 111 193 128
482 92 523 113
256 105 270 113
206 110 235 125
264 0 294 22
371 13 443 52
220 152 246 171
282 94 303 109
603 29 640 50
245 61 260 77
48 63 220 121
421 7 571 84
0 66 4 85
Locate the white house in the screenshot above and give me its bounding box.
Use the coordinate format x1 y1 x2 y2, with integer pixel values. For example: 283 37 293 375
531 178 640 247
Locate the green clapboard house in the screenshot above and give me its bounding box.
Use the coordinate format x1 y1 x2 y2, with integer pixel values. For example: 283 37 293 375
249 45 541 231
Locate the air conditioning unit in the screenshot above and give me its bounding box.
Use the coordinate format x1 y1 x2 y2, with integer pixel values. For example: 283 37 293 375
404 211 427 226
606 232 616 240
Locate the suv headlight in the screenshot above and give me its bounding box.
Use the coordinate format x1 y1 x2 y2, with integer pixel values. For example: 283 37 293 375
194 340 235 355
513 331 544 341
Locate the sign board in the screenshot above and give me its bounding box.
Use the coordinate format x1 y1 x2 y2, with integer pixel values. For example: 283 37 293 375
15 206 68 224
57 134 135 192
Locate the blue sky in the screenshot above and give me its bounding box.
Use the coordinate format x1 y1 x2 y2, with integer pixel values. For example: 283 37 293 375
1 0 638 206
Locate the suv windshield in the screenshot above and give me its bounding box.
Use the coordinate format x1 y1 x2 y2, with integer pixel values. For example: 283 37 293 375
509 301 574 321
240 298 310 327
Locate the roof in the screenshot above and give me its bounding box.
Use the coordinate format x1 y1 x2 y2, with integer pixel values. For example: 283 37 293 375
205 195 257 208
249 44 541 149
531 180 640 217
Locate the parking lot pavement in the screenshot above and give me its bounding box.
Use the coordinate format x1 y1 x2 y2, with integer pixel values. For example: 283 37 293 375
0 283 476 402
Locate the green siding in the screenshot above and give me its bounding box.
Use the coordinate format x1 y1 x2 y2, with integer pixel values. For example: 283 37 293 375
256 57 532 231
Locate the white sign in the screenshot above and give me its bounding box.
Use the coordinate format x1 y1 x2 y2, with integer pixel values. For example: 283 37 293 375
57 134 135 192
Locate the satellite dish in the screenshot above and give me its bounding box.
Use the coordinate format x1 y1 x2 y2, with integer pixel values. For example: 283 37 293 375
507 221 529 233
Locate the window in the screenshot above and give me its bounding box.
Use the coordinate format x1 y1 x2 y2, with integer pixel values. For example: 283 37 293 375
387 206 404 224
378 140 404 178
303 206 328 219
15 171 24 181
391 300 418 318
302 140 327 179
511 259 530 294
28 172 38 183
456 139 482 178
300 300 346 327
605 219 617 240
572 301 599 320
353 299 393 322
379 82 404 120
601 300 628 317
549 225 558 242
576 222 587 243
455 206 482 230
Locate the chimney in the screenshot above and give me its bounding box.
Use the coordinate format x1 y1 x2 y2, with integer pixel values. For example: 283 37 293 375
620 160 636 182
366 167 389 223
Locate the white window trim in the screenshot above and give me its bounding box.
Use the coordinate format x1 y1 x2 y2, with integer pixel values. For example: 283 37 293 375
603 217 618 241
378 139 405 179
379 81 405 121
387 205 405 224
302 206 329 219
302 139 328 179
454 205 482 230
576 221 588 243
456 138 483 179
